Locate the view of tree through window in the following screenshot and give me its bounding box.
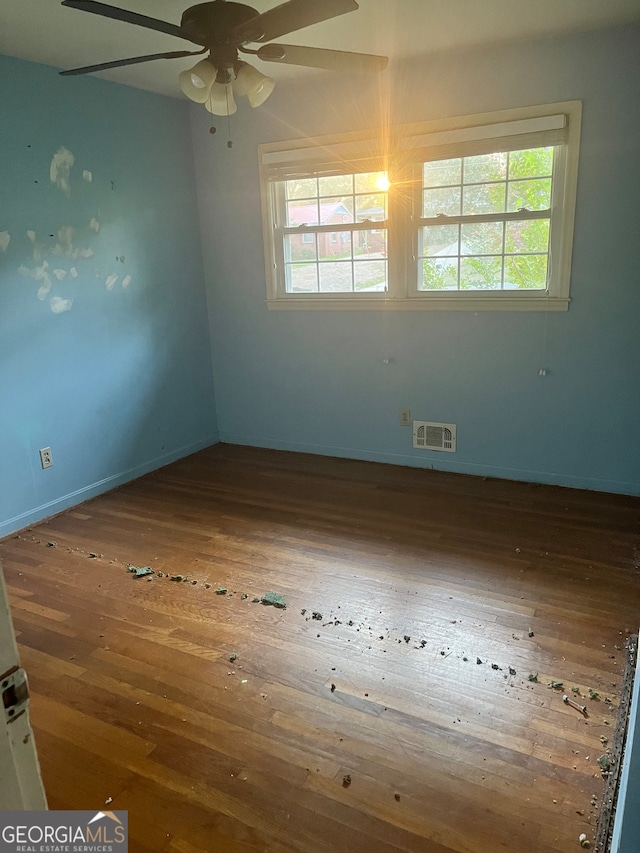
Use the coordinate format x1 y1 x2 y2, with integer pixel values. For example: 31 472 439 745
419 147 554 291
283 172 389 293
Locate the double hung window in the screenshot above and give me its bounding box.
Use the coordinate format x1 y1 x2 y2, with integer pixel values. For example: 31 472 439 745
259 102 581 311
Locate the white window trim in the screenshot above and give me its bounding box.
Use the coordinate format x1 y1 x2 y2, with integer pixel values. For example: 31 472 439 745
259 101 581 312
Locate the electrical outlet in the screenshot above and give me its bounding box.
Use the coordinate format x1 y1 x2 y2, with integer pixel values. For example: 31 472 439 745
400 409 411 426
39 447 53 469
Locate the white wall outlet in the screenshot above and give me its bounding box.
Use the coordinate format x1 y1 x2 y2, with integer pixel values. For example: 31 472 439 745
39 447 53 469
400 409 411 426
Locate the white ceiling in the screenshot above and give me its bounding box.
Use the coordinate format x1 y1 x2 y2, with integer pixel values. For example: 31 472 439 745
2 0 639 98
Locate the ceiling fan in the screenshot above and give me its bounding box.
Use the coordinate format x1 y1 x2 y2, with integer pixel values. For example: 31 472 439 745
59 0 388 115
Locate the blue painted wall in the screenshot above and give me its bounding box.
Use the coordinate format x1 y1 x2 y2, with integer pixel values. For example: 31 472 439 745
0 55 218 536
190 23 640 495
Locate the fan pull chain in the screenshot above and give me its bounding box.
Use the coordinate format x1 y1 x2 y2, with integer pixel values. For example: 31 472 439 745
226 86 233 148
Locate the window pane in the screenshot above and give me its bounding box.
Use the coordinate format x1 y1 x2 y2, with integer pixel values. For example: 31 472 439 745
355 171 388 193
422 225 459 256
321 196 354 224
460 256 502 289
462 182 506 215
423 158 461 187
505 219 550 254
285 233 317 262
318 231 352 260
461 221 503 255
504 255 548 290
508 147 553 180
507 178 551 211
319 174 353 195
286 178 317 199
287 200 319 226
354 260 387 291
287 263 318 292
423 186 461 217
464 152 507 184
420 258 459 290
354 228 387 257
356 193 387 221
319 261 353 292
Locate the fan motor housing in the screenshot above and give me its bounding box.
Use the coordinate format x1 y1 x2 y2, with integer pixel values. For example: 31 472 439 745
180 2 259 45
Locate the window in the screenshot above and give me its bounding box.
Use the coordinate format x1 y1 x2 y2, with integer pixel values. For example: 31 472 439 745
259 102 581 310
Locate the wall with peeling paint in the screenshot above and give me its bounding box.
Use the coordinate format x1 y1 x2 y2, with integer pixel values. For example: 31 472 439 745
0 54 218 537
190 22 640 496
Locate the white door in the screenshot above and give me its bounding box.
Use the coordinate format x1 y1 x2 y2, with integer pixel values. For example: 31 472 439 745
0 561 47 809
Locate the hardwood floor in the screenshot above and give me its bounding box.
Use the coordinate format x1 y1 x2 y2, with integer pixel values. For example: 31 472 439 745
2 444 640 852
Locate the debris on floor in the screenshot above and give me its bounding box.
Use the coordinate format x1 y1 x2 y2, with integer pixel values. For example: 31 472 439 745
127 565 154 578
312 612 323 620
528 628 535 637
394 792 401 801
229 653 237 662
579 833 591 848
589 689 600 701
549 680 564 690
241 593 248 600
476 657 483 665
528 672 539 682
46 541 57 547
509 667 517 675
261 591 287 608
342 774 351 788
215 587 228 595
563 694 588 715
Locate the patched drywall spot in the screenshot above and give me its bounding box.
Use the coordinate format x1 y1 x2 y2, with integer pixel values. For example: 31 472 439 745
69 267 78 278
50 296 73 314
53 269 67 281
50 147 75 196
121 274 131 289
0 232 9 252
26 230 46 261
90 217 100 233
19 260 53 300
105 273 119 291
52 225 94 260
82 170 93 183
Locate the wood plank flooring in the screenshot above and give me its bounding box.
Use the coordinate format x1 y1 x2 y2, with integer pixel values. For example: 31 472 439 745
2 444 640 852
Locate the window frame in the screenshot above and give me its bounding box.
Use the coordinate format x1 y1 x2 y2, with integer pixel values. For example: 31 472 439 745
259 101 581 311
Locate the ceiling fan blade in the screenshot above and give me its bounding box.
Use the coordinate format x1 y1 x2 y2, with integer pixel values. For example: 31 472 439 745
257 43 388 73
59 49 206 76
234 0 359 44
60 0 205 45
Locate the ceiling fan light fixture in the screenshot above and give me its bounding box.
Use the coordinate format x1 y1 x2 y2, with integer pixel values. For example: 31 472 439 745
204 80 237 116
179 58 217 103
235 62 275 108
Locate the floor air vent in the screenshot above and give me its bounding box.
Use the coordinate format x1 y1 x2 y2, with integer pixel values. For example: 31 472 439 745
413 421 456 452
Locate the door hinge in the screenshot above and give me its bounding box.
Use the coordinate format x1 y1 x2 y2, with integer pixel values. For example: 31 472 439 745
2 667 29 723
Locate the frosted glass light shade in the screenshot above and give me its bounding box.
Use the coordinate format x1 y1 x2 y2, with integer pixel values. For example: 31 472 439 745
204 81 237 116
179 59 217 103
235 63 275 108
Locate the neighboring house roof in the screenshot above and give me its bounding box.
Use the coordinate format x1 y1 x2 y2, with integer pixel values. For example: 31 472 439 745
288 202 352 226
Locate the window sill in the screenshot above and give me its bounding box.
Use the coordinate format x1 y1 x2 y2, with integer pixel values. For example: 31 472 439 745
266 294 570 312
